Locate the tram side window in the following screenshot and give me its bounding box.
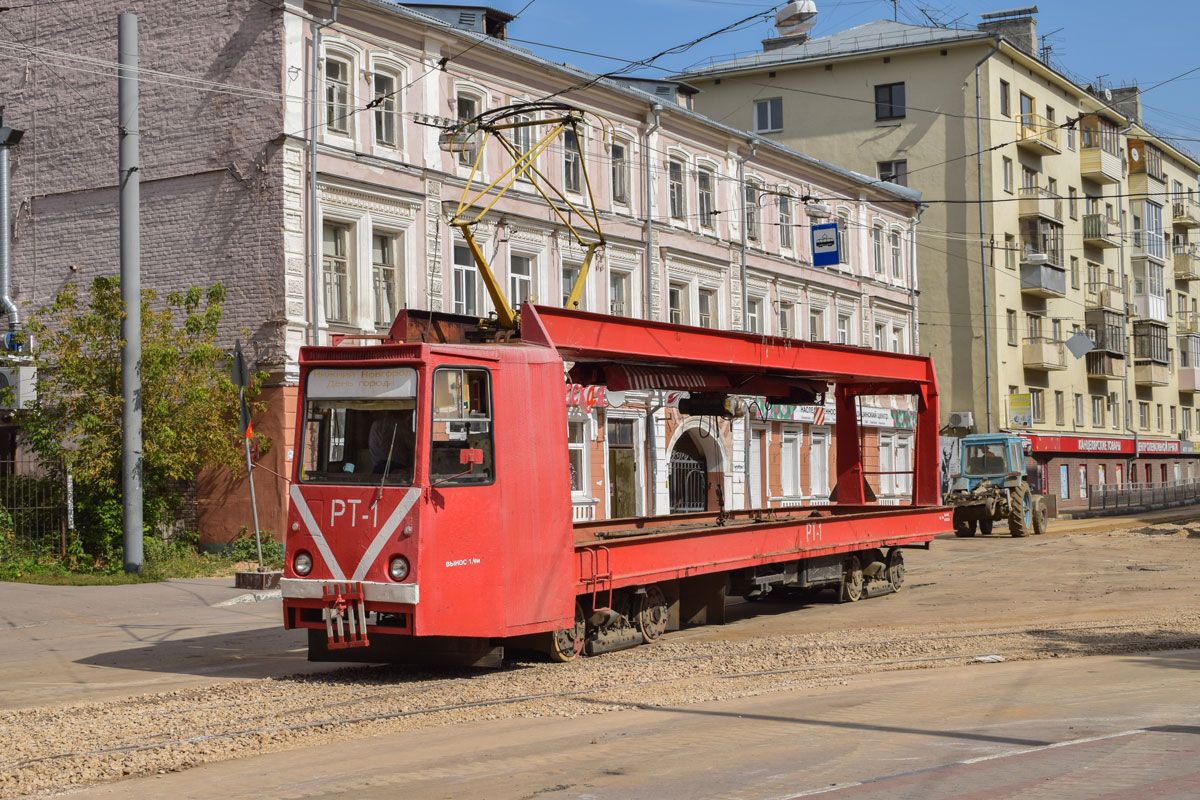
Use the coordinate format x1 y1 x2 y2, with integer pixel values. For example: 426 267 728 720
431 367 495 484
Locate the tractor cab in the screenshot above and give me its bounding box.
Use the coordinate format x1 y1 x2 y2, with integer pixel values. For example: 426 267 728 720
954 433 1027 491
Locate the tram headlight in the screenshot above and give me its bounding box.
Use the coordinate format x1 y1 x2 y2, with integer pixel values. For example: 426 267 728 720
293 550 313 576
388 556 410 581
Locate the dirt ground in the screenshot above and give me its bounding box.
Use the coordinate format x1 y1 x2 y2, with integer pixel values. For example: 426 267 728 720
2 514 1199 797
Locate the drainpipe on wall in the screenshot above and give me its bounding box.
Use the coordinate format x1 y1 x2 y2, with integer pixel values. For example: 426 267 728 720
974 36 1001 433
308 1 340 346
738 139 758 333
0 112 23 341
909 202 927 355
642 104 662 514
1117 118 1137 478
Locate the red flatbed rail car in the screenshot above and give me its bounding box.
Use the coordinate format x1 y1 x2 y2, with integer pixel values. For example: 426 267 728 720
281 305 950 664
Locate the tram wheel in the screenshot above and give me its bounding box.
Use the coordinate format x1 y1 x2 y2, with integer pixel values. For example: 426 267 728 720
549 601 585 662
887 547 905 592
840 555 864 603
637 585 668 643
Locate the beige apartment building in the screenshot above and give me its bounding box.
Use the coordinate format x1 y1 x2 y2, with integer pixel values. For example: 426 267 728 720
678 6 1200 510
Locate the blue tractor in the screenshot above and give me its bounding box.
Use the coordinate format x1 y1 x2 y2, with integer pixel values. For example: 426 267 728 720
946 433 1048 537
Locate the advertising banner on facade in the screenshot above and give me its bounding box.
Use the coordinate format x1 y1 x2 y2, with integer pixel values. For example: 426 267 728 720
1008 393 1032 428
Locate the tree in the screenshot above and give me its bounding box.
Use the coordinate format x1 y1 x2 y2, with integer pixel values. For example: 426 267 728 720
19 278 268 560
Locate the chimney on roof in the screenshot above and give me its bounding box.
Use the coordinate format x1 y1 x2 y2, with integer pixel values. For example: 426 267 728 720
762 0 818 52
1108 86 1142 126
978 6 1038 59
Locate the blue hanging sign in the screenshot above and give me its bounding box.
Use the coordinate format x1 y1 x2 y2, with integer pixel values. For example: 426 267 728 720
811 222 839 267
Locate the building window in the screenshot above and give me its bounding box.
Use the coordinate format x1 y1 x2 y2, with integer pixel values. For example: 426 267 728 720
809 307 825 341
1157 403 1164 432
1054 391 1064 426
837 212 850 265
836 312 853 344
874 322 885 350
874 82 905 120
372 70 400 147
668 158 686 220
322 222 351 323
1070 256 1079 289
610 139 629 205
779 302 793 338
1007 309 1017 345
878 160 907 186
999 79 1010 117
1139 402 1149 431
609 270 630 317
781 429 802 497
890 230 903 278
1074 393 1084 426
563 130 582 194
1002 157 1013 193
567 417 588 494
1030 388 1044 423
511 113 534 178
1068 187 1078 219
372 231 401 328
872 225 885 274
455 93 480 165
562 262 584 309
745 183 760 242
509 253 534 307
755 97 783 132
668 281 689 325
698 168 715 229
453 242 479 316
779 194 793 249
698 289 716 329
1005 233 1017 269
746 297 762 333
1092 395 1104 427
1067 124 1075 151
325 56 352 135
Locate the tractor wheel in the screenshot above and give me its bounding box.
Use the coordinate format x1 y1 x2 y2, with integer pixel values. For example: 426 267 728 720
1008 484 1030 538
979 517 994 536
1032 497 1048 535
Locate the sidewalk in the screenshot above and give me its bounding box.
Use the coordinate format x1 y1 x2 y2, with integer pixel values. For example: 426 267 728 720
0 577 333 711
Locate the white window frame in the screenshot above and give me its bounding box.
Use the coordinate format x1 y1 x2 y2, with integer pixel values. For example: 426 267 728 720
369 56 406 153
779 192 794 251
697 164 717 231
453 84 487 170
322 46 358 143
754 97 783 133
508 249 538 308
668 154 687 222
370 228 403 329
567 412 591 499
610 136 631 206
322 218 354 324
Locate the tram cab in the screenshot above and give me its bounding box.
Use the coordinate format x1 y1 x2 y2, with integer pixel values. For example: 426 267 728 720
281 334 576 665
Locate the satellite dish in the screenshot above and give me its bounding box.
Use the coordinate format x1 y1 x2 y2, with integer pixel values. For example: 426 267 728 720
775 0 818 38
1105 88 1113 101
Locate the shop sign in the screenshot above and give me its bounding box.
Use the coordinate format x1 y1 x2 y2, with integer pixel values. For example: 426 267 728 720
1137 438 1180 455
1182 441 1195 454
891 409 917 430
751 402 910 429
1008 393 1032 428
1023 435 1135 455
565 384 606 412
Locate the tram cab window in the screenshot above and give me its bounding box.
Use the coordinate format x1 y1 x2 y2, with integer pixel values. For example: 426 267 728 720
301 367 417 485
431 367 494 485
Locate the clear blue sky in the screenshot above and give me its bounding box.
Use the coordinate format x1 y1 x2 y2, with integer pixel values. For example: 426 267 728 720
487 0 1198 158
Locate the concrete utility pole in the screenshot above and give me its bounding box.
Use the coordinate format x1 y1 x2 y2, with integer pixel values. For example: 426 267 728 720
118 13 143 572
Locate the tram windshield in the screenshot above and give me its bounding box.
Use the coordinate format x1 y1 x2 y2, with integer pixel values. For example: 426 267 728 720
301 367 417 485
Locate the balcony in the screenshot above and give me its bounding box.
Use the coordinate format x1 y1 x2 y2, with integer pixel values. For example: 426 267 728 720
1023 337 1067 370
1133 360 1169 386
1085 310 1127 354
1079 144 1122 185
1082 214 1121 248
1181 367 1200 392
1132 291 1167 322
1174 244 1200 281
1016 113 1061 155
1020 261 1067 297
1086 351 1123 379
1085 281 1124 312
1179 311 1200 335
1173 199 1200 229
1018 187 1063 222
1131 230 1167 263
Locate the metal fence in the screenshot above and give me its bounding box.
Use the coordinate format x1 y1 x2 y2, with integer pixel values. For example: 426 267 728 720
1087 477 1200 514
0 457 68 555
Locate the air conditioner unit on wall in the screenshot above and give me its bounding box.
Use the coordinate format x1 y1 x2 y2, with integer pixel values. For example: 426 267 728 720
0 366 36 411
948 410 975 429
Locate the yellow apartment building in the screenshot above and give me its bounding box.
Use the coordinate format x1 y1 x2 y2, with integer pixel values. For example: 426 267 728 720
677 6 1200 510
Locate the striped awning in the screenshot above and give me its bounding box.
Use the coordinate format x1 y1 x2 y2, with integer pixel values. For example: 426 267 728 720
603 364 731 392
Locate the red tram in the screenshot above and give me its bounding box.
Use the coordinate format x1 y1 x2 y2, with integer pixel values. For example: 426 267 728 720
281 304 950 664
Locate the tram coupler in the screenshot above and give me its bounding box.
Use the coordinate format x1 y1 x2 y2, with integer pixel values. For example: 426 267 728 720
321 582 370 649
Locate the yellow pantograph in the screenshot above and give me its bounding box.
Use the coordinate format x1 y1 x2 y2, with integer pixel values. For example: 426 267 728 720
438 102 611 329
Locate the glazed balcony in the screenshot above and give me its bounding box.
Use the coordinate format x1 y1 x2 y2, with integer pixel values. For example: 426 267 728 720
1085 351 1123 379
1174 244 1200 281
1082 214 1121 248
1079 144 1122 185
1180 367 1200 392
1020 261 1067 298
1018 187 1063 222
1173 199 1200 229
1023 337 1067 370
1085 281 1124 312
1133 360 1169 386
1016 113 1061 155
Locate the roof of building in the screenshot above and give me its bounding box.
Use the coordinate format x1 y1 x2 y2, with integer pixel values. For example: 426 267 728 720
675 20 992 78
349 1 924 205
